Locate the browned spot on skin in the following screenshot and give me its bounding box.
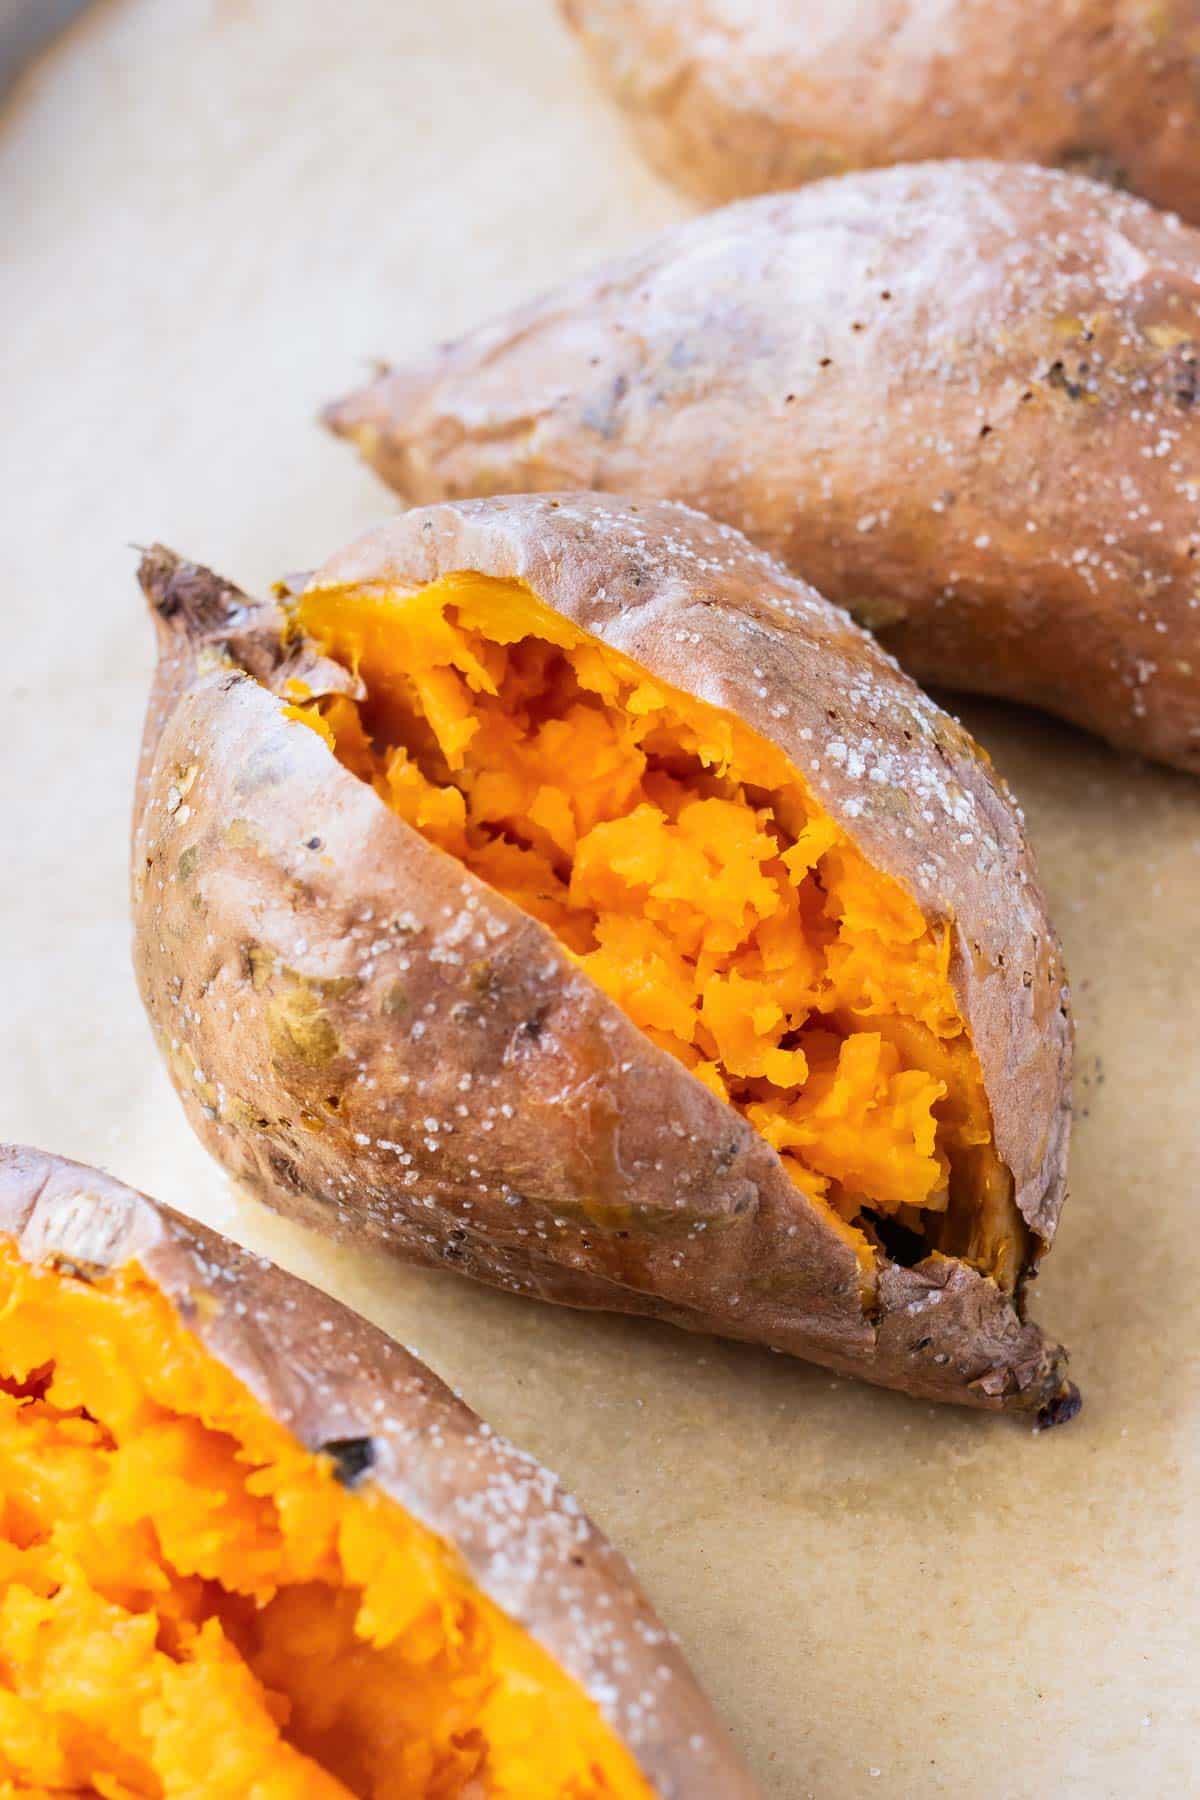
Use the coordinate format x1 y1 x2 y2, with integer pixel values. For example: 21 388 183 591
225 817 262 852
267 986 342 1068
846 592 911 632
42 1254 100 1285
381 982 409 1017
469 961 500 1000
249 945 358 1003
247 944 275 991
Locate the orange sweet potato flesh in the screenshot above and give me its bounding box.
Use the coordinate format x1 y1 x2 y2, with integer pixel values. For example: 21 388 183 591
0 1243 652 1799
290 572 1021 1291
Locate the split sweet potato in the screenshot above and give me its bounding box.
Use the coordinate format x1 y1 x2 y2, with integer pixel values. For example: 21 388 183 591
0 1144 754 1798
133 495 1076 1417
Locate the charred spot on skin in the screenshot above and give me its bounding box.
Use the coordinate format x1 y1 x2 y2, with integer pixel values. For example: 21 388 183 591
1045 360 1087 401
137 546 246 633
442 1227 469 1261
320 1435 377 1488
1037 1383 1082 1431
265 1145 305 1193
714 1138 740 1174
515 1005 551 1046
1043 358 1101 405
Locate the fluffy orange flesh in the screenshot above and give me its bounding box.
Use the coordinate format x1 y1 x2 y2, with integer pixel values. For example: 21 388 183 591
291 573 1019 1286
0 1243 652 1799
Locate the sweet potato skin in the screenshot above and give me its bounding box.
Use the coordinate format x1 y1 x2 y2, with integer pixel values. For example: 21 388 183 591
132 495 1073 1416
0 1144 756 1800
326 161 1200 771
557 0 1200 218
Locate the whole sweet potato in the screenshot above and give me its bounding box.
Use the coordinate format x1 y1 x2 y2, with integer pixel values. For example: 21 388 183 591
558 0 1200 217
0 1144 755 1798
328 161 1200 771
133 494 1075 1419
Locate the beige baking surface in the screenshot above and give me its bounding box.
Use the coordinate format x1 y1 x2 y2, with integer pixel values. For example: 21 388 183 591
3 2 1199 1794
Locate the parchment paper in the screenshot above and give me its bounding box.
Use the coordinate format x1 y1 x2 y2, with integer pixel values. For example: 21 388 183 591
2 3 1198 1794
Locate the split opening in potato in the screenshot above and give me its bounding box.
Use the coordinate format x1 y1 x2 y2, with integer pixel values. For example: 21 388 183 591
288 573 1027 1296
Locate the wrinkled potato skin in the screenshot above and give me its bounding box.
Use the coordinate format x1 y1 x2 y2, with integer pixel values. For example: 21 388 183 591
0 1145 755 1800
133 495 1073 1416
327 162 1200 771
558 0 1200 217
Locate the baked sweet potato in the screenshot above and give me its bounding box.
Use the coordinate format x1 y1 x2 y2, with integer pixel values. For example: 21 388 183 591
557 0 1200 217
0 1144 755 1798
133 494 1075 1419
326 160 1200 771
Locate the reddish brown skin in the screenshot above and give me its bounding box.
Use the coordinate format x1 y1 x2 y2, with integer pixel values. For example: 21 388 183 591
132 496 1075 1417
558 0 1200 218
0 1144 756 1800
326 161 1200 772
